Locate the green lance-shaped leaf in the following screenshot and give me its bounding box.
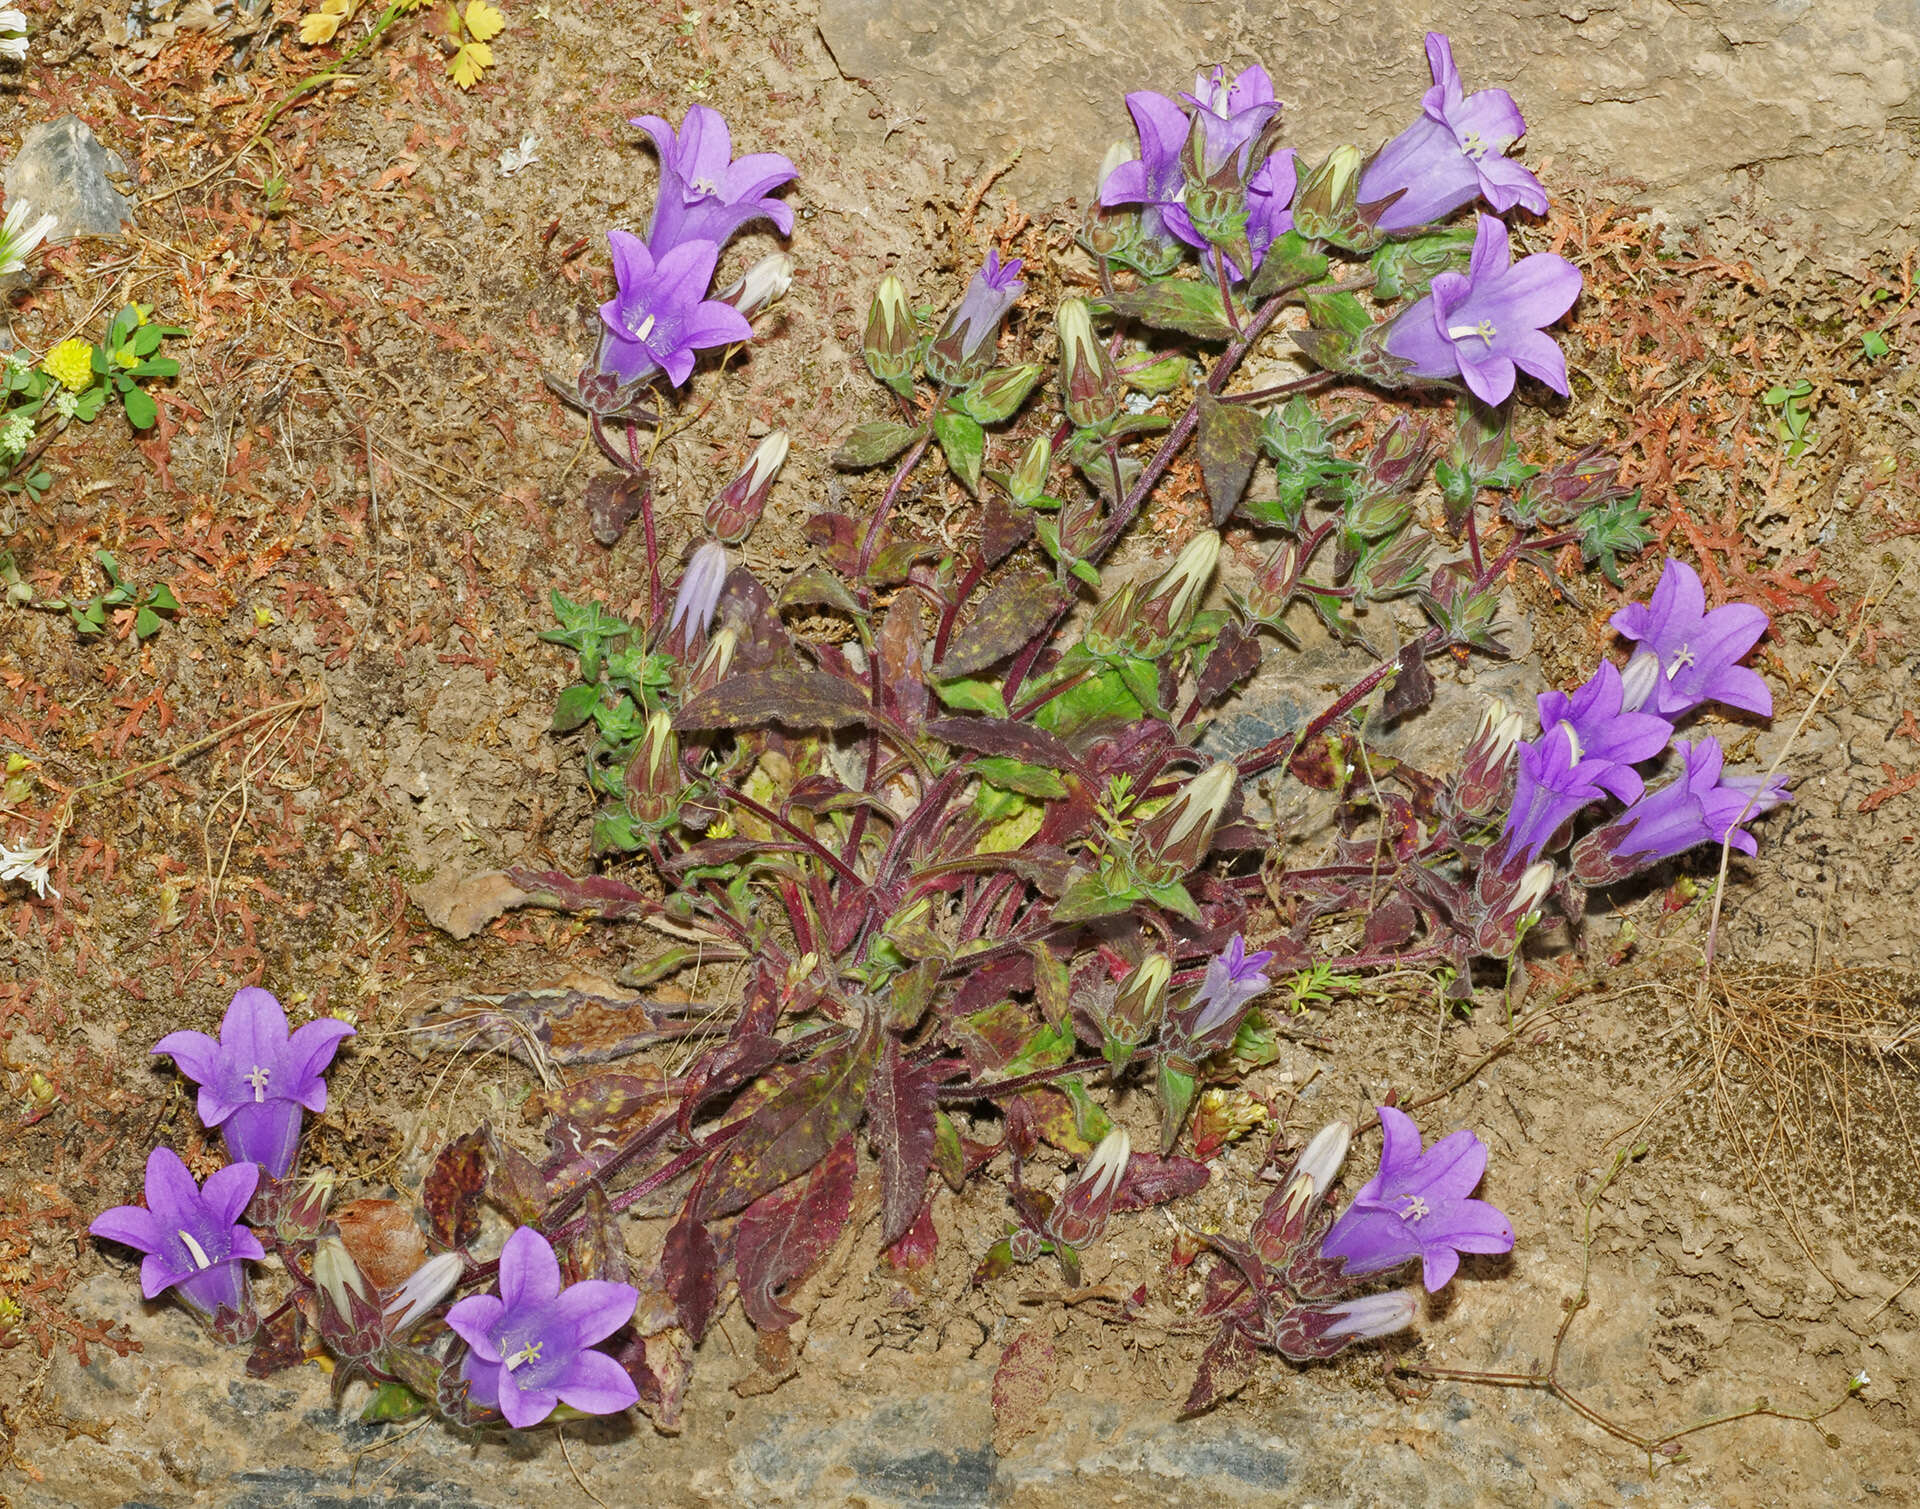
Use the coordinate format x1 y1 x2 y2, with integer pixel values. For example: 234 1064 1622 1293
1246 230 1330 301
931 407 985 495
700 1014 881 1219
834 419 923 469
1195 390 1264 526
1102 279 1235 342
675 664 875 732
934 570 1070 678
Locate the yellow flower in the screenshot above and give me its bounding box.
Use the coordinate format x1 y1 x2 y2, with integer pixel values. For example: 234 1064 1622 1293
462 0 505 41
114 348 139 370
42 338 93 392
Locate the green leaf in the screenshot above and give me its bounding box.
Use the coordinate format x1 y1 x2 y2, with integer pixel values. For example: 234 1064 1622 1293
700 1015 881 1218
130 357 179 379
934 569 1069 678
122 387 158 429
1195 390 1263 526
1103 280 1234 342
133 606 162 638
1141 879 1201 923
1156 1063 1197 1153
72 389 107 422
930 408 985 495
1033 664 1144 735
1121 354 1191 395
973 757 1067 799
551 682 600 733
360 1381 429 1424
145 583 181 612
833 419 922 469
131 325 167 357
933 1108 967 1191
779 566 868 619
932 676 1008 718
1247 230 1331 300
1302 287 1372 337
956 363 1042 425
1051 870 1138 923
591 808 649 854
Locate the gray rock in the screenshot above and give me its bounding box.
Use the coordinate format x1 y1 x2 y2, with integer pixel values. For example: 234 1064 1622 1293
5 117 135 240
817 0 1920 260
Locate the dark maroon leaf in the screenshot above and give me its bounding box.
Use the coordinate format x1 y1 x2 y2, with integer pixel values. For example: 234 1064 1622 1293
663 1192 721 1342
424 1127 489 1249
1195 391 1263 525
867 1037 939 1247
734 1133 858 1331
679 1033 786 1138
1382 639 1435 721
779 565 867 618
1182 1322 1260 1416
802 511 864 577
884 1198 939 1270
935 570 1071 678
1113 1153 1211 1213
878 594 931 729
1194 619 1261 706
950 954 1034 1020
1362 892 1418 952
485 1127 548 1227
502 867 653 920
676 665 876 732
980 493 1033 566
699 1015 880 1219
927 715 1077 772
244 1302 306 1378
583 469 648 546
411 979 676 1067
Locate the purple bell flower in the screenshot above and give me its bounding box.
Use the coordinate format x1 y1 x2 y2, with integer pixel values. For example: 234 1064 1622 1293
1534 660 1673 806
446 1226 640 1429
669 541 730 640
1383 213 1582 405
1497 722 1611 864
1569 737 1791 885
926 250 1025 383
1243 149 1299 276
598 232 755 389
1608 557 1772 719
1320 1105 1514 1292
1188 933 1276 1040
630 104 796 258
90 1147 265 1321
1178 64 1281 181
152 987 355 1180
1358 32 1548 234
1100 89 1197 250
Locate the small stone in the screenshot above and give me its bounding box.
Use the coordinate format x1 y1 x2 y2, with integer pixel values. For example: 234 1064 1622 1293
5 117 136 240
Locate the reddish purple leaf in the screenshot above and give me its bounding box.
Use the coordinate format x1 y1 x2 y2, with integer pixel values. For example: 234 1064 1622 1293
485 1126 548 1227
926 716 1077 773
1182 1322 1260 1416
502 867 653 920
582 469 648 546
1195 620 1261 707
980 494 1034 567
567 1185 630 1286
1195 390 1263 525
734 1133 858 1331
1362 892 1418 952
1113 1152 1211 1213
879 595 930 730
424 1127 490 1249
244 1302 306 1378
934 570 1071 678
678 1033 786 1138
663 1191 721 1342
884 1198 939 1271
629 1328 690 1432
1382 638 1435 721
802 510 864 576
699 1015 880 1219
867 1037 939 1247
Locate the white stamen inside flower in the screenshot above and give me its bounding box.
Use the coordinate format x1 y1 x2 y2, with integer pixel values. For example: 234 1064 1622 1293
1458 129 1487 160
1395 1194 1432 1223
688 176 719 197
505 1340 544 1371
632 313 657 343
1446 319 1498 346
179 1230 213 1269
1668 644 1696 672
244 1064 270 1102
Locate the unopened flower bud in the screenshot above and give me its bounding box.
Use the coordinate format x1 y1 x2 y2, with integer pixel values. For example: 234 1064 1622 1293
705 431 788 544
1044 1128 1132 1251
1126 529 1219 656
1347 417 1433 540
1357 528 1431 601
1314 1288 1419 1342
1293 145 1377 251
686 623 738 699
313 1234 387 1361
713 251 793 321
1100 953 1169 1072
1513 444 1632 527
960 361 1043 424
384 1251 467 1334
1006 434 1052 507
667 541 729 641
625 711 682 828
1130 763 1235 886
1008 1225 1044 1263
314 1234 371 1316
1081 578 1140 659
276 1167 335 1244
1057 298 1122 430
1455 698 1524 819
1472 849 1555 957
863 274 916 390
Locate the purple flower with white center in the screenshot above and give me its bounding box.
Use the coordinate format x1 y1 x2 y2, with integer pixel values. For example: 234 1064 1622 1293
1189 933 1276 1039
1534 660 1673 806
1321 1105 1514 1292
669 541 730 640
630 104 796 258
1243 149 1299 276
89 1147 265 1321
1498 722 1610 864
1569 738 1791 886
446 1226 639 1429
152 987 355 1180
927 250 1026 382
1609 557 1772 719
597 232 754 389
1358 32 1548 234
1179 64 1281 181
1382 213 1581 405
1100 90 1196 248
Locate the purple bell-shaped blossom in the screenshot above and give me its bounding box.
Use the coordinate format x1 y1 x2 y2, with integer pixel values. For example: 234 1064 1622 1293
1383 213 1581 405
1534 660 1673 805
631 104 796 257
668 541 730 640
1178 64 1281 181
152 987 354 1179
1497 722 1611 865
90 1147 265 1325
598 232 754 388
1569 738 1791 885
446 1226 640 1428
1100 89 1196 250
926 250 1025 384
1609 557 1772 720
1358 32 1548 234
1243 149 1299 276
1320 1105 1514 1292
